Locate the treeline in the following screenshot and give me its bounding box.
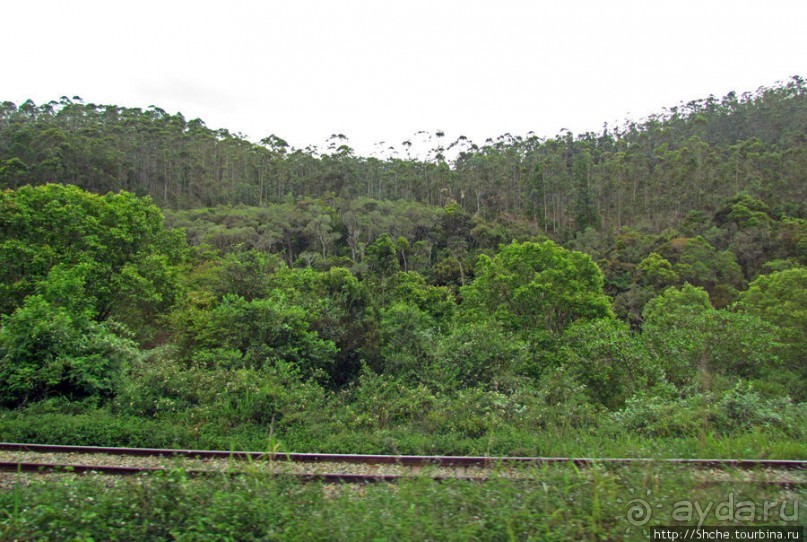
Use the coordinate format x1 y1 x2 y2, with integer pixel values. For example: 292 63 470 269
1 77 806 234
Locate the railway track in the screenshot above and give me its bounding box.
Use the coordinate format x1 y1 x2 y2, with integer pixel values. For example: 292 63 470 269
0 442 804 486
2 442 805 469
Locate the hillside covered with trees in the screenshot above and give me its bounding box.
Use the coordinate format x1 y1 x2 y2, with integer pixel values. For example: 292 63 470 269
0 79 804 458
2 77 806 222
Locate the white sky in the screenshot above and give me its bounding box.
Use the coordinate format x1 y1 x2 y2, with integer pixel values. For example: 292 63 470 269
3 0 806 156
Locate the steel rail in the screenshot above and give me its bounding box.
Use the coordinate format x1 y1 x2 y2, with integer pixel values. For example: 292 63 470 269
0 461 803 488
0 442 804 470
0 461 433 483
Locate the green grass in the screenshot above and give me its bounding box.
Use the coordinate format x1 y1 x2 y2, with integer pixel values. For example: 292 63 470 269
0 464 802 541
1 407 805 459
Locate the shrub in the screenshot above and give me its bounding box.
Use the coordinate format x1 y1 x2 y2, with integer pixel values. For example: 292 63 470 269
0 296 137 406
613 383 805 438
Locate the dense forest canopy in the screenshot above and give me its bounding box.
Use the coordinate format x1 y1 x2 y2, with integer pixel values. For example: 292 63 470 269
0 78 804 459
1 77 805 227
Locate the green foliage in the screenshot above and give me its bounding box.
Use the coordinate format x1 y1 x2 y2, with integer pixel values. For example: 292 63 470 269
737 267 807 398
264 265 372 385
664 236 745 307
364 233 400 279
387 271 455 325
636 252 679 289
433 256 464 286
0 184 185 333
0 192 163 405
643 287 781 387
714 383 802 434
642 283 712 324
1 84 806 466
0 405 194 447
9 459 801 542
175 294 337 379
117 351 327 433
0 156 27 186
531 365 600 430
737 267 807 357
4 81 807 228
212 364 328 429
114 348 221 417
461 241 614 336
563 319 662 409
614 383 805 439
0 294 138 406
432 323 533 389
340 366 598 443
714 193 773 229
345 370 439 431
214 249 286 301
377 302 437 379
779 217 807 264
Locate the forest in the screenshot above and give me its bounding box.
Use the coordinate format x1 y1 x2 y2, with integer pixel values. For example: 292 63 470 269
0 78 804 460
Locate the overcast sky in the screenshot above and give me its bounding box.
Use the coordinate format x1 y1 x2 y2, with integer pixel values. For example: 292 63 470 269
3 0 806 156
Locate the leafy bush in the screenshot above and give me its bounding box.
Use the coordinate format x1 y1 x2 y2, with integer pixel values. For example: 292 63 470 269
113 348 224 417
377 302 437 379
117 353 327 432
737 266 807 398
613 383 805 438
460 240 613 336
713 384 803 436
0 407 193 447
563 318 663 409
612 390 711 438
0 184 185 331
345 369 438 430
432 322 533 389
0 295 138 406
642 285 781 387
173 294 337 379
